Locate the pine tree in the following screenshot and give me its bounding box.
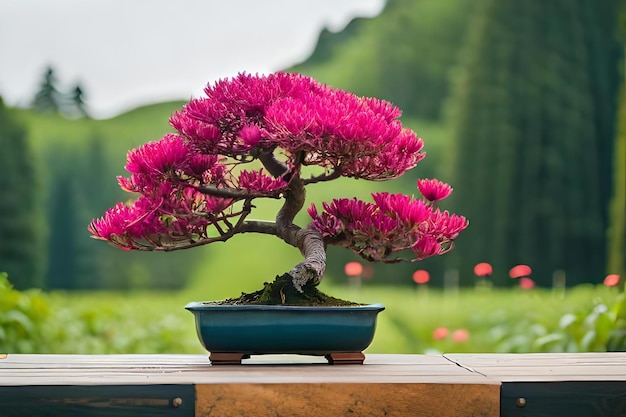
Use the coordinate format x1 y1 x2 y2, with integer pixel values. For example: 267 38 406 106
448 0 622 286
62 84 89 119
0 98 45 288
32 66 62 113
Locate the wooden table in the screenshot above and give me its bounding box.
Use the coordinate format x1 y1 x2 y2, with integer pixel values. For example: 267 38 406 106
1 353 625 416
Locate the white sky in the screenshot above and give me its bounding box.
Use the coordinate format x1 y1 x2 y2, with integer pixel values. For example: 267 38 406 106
0 0 384 118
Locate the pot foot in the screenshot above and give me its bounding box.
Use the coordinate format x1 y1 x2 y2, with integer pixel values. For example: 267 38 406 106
209 352 250 365
325 352 365 365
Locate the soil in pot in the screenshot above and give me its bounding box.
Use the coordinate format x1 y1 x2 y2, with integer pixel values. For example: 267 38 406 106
206 273 360 306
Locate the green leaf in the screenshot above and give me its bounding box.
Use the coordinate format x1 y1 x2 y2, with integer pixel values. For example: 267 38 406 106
4 310 34 333
532 333 565 351
559 313 577 329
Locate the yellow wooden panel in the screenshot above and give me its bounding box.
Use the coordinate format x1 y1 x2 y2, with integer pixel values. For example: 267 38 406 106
195 383 500 417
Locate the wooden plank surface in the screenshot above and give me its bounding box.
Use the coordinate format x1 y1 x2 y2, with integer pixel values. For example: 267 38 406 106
444 352 626 381
1 353 626 386
2 353 626 417
0 354 490 385
195 383 500 417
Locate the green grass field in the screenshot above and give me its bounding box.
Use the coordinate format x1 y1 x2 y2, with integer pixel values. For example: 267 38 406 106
33 283 623 355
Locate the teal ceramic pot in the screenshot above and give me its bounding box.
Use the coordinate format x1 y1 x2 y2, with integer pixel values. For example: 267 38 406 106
185 302 385 355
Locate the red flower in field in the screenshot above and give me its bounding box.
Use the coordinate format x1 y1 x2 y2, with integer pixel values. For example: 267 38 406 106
509 264 532 279
452 329 470 343
519 277 535 289
344 262 363 277
604 274 620 287
412 270 430 284
433 327 450 340
473 262 493 277
417 178 453 202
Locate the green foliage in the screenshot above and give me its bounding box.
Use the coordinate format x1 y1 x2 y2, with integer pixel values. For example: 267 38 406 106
361 284 626 354
0 273 199 353
447 0 622 286
40 291 199 353
608 292 626 351
0 273 50 352
0 98 45 289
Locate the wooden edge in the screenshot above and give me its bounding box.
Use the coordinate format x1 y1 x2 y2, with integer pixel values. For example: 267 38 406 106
196 383 500 417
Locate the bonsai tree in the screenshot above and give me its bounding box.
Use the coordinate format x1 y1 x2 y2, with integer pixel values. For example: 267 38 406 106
89 72 467 302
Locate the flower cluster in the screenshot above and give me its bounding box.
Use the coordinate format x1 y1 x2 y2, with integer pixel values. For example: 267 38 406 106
89 133 285 250
307 179 467 262
170 72 425 180
89 72 466 270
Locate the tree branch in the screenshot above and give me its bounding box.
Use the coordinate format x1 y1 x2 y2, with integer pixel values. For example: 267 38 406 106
302 165 342 185
239 220 278 236
258 147 289 178
194 184 281 199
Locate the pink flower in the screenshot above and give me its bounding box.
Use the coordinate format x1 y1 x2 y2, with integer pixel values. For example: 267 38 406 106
372 192 431 226
188 154 219 176
433 327 450 340
238 125 262 147
417 178 453 202
604 274 620 287
452 329 470 343
88 197 165 250
509 264 532 279
125 134 189 175
412 270 430 284
519 277 535 289
412 236 442 259
474 262 493 277
120 134 190 194
237 169 287 193
344 262 363 277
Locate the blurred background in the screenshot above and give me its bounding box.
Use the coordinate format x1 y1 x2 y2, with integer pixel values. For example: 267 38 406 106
0 0 625 354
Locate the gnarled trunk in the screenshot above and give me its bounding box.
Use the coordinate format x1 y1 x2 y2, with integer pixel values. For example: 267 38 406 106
275 175 326 292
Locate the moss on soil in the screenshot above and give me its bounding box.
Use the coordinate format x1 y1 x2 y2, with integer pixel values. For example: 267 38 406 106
210 273 360 306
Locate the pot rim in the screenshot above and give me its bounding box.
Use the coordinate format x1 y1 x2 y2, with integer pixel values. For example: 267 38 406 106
185 302 385 312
